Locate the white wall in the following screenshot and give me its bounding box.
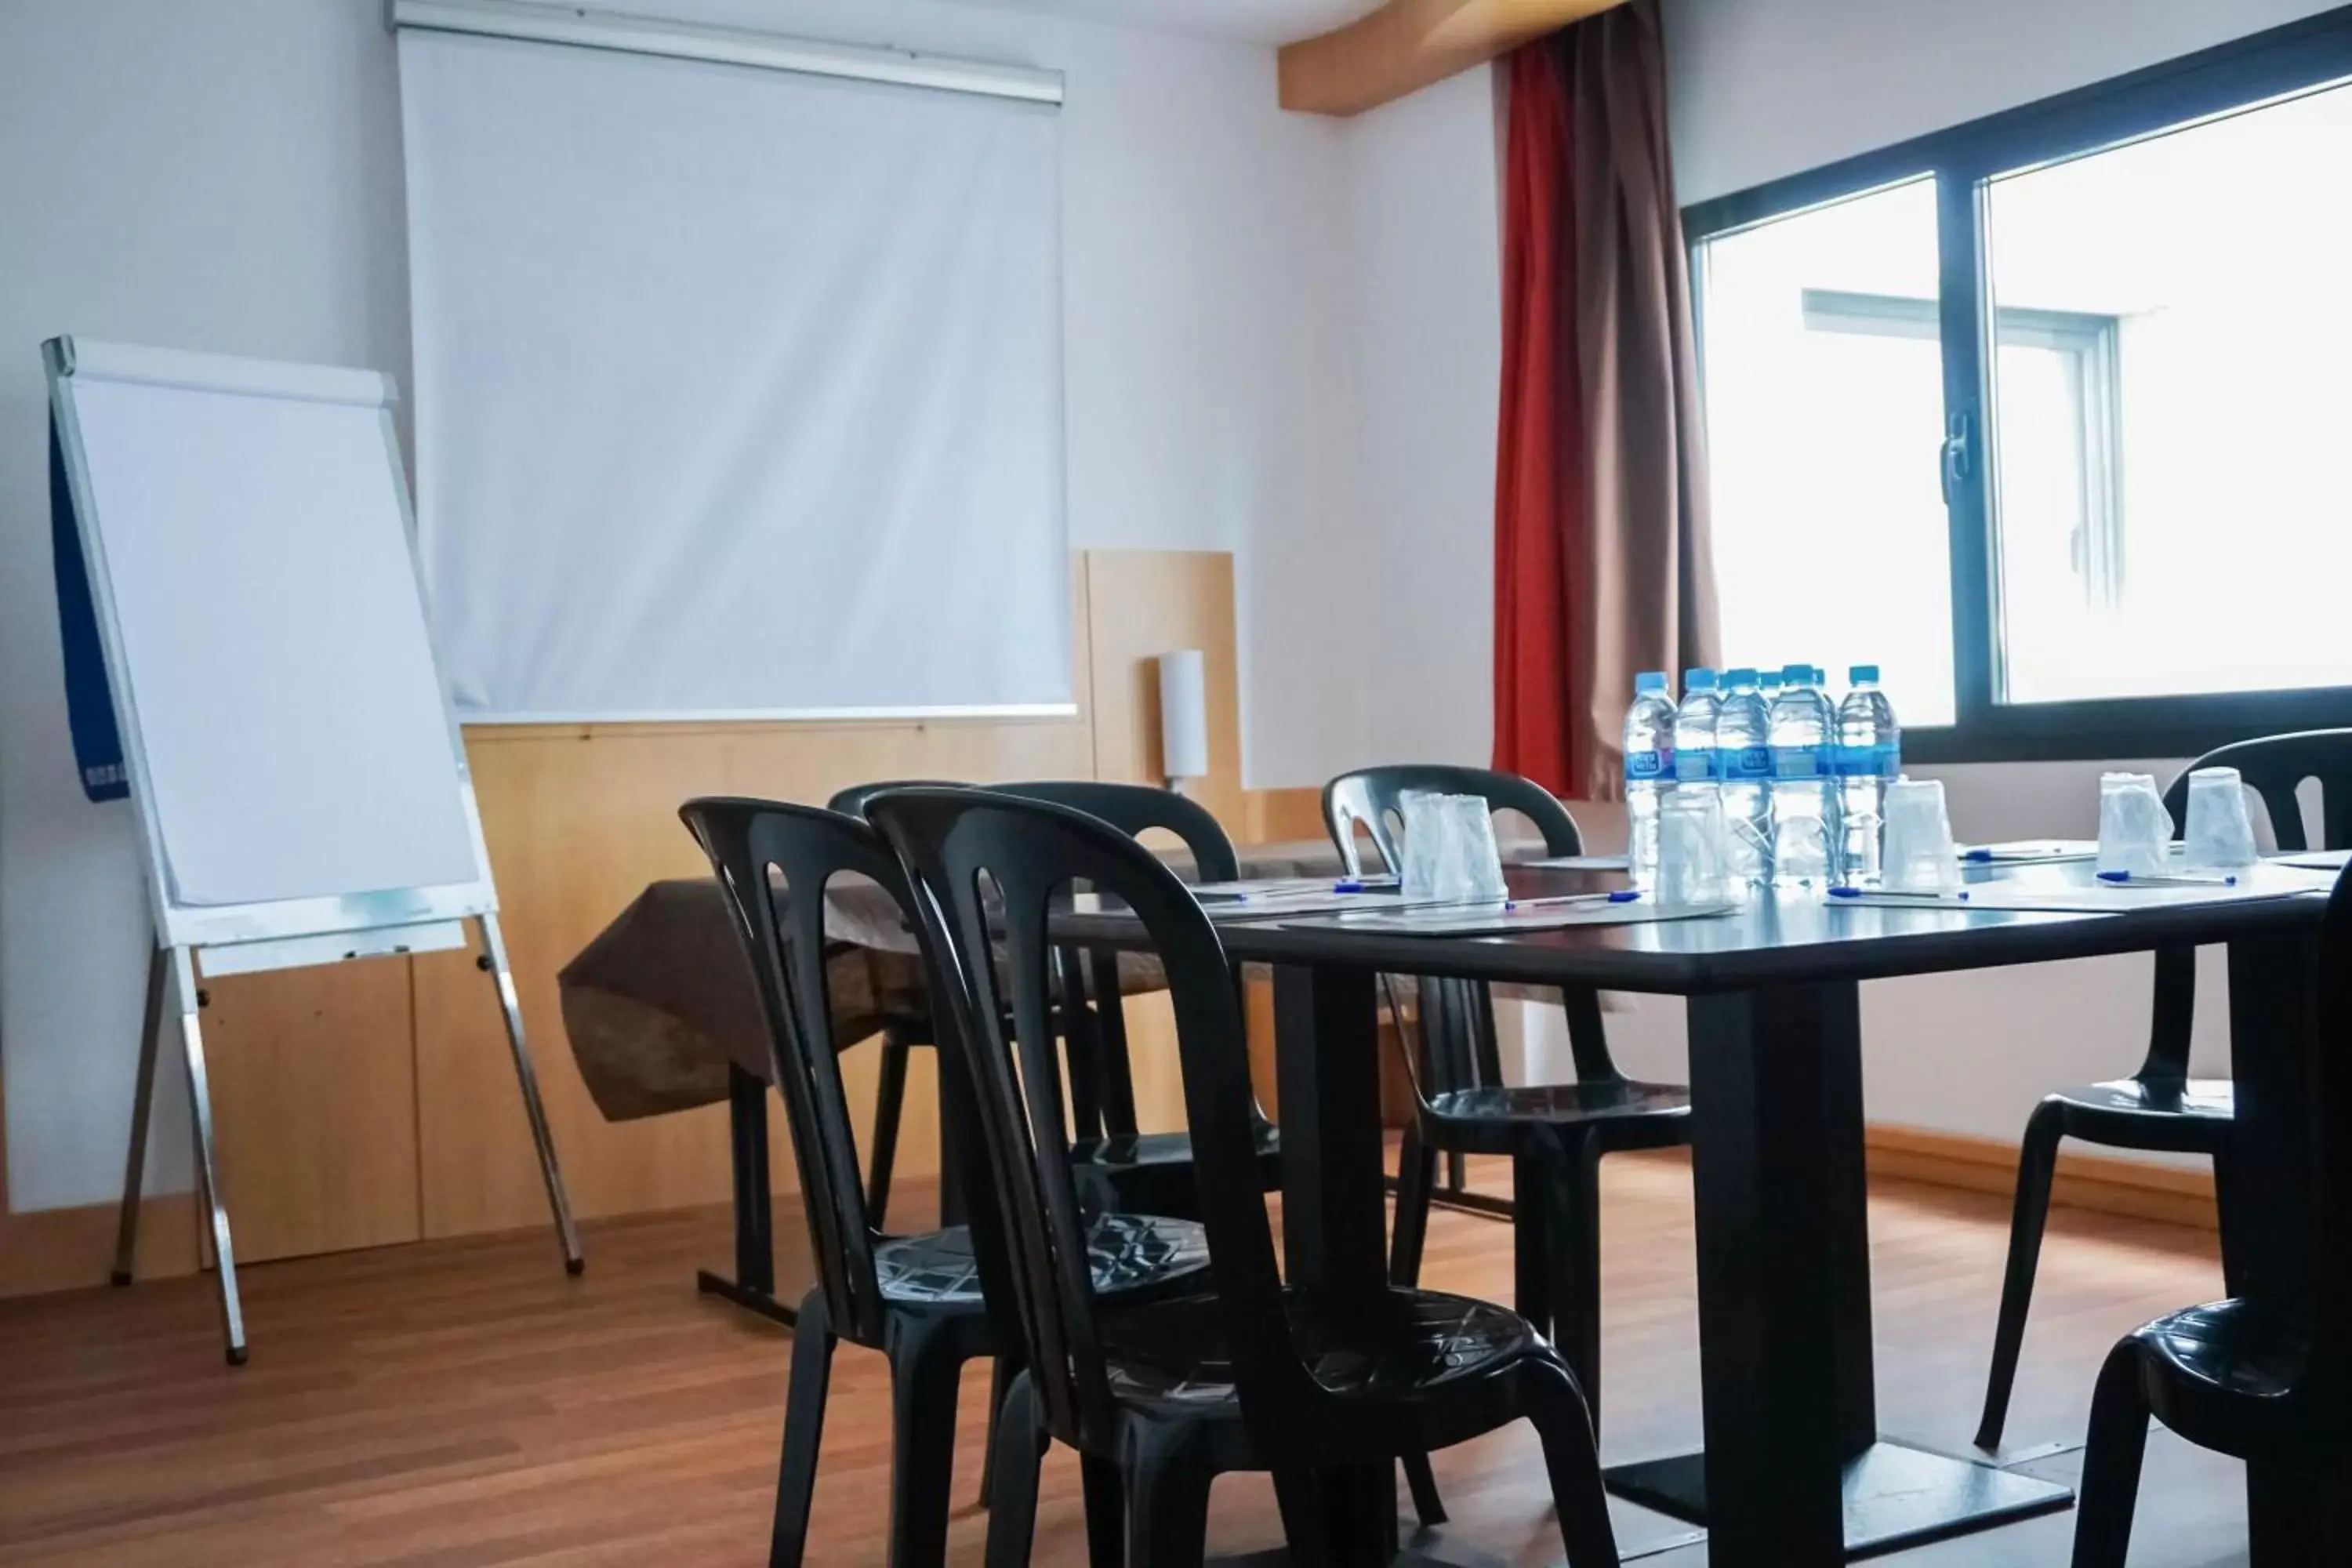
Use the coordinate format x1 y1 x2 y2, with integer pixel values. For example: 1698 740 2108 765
0 0 1356 1210
1338 66 1504 778
0 0 412 1212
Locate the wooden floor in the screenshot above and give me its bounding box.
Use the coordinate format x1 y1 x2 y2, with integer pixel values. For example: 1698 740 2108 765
0 1155 2253 1566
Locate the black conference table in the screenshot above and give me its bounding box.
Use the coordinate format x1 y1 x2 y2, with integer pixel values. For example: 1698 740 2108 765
1052 858 2343 1568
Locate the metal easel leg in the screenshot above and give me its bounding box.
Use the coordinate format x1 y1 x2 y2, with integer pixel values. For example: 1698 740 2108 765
476 913 584 1274
171 947 247 1365
111 944 169 1287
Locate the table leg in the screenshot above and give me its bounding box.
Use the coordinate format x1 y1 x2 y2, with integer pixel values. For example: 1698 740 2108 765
1272 962 1396 1566
2224 931 2352 1563
1605 981 2068 1563
695 1062 798 1327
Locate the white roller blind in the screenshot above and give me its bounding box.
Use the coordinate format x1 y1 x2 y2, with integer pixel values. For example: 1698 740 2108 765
398 27 1070 720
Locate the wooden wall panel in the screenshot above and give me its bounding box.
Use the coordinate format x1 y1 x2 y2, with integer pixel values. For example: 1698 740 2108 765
413 711 1094 1238
201 958 422 1262
409 561 1102 1239
1083 551 1244 832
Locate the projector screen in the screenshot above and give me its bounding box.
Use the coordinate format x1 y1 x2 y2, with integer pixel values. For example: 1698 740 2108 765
398 28 1071 720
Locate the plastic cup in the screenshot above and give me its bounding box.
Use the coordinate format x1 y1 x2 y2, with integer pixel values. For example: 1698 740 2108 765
1881 778 1959 893
2097 772 2174 877
1398 792 1506 902
2183 767 2259 870
1657 789 1728 906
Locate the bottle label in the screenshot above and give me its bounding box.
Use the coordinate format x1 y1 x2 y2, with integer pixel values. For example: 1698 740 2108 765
1725 745 1773 780
1674 746 1717 782
1773 745 1829 780
1835 743 1903 777
1625 746 1672 782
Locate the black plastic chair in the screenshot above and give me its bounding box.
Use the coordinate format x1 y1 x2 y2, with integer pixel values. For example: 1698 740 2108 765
866 787 1621 1568
993 780 1283 1220
680 797 1211 1568
1323 765 1692 1427
822 781 968 1229
2069 861 2352 1566
1974 728 2352 1451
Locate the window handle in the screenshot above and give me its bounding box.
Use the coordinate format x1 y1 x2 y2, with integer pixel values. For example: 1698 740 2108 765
1941 411 1974 504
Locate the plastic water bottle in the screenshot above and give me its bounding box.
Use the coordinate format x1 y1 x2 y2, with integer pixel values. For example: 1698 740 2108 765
1759 668 1784 704
1837 665 1901 886
1673 670 1721 804
1623 671 1677 891
1769 663 1839 890
1716 667 1774 893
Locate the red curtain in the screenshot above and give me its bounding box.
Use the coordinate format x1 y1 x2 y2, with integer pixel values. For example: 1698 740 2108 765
1491 43 1582 801
1491 2 1719 802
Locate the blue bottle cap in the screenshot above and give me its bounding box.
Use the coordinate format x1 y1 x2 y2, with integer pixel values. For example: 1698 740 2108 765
1635 671 1669 693
1760 670 1783 688
1684 668 1718 691
1782 662 1811 684
1850 664 1880 684
1724 666 1759 686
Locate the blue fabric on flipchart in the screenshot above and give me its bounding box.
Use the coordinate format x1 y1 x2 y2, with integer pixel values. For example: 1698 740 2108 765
50 413 129 803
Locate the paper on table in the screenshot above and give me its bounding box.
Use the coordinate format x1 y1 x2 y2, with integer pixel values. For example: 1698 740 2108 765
1196 890 1420 920
1189 875 1397 900
2275 848 2350 871
1276 900 1737 936
1833 880 2318 914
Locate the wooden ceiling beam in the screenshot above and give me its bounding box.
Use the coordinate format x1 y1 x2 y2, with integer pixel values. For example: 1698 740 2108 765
1279 0 1626 117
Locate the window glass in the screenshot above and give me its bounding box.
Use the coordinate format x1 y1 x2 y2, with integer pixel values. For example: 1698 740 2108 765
1696 178 1956 725
1986 79 2352 702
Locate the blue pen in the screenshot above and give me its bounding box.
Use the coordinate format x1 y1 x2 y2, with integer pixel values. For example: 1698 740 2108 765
1332 878 1368 893
1831 885 1969 902
2099 869 2238 887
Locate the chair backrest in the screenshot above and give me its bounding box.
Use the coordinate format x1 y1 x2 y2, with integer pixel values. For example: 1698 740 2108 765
868 788 1313 1454
2161 729 2352 855
828 779 967 819
996 780 1241 884
679 797 902 1346
2137 731 2352 1083
1323 764 1583 877
1323 764 1615 1088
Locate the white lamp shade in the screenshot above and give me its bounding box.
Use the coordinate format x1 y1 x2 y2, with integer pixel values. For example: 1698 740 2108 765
1156 650 1210 781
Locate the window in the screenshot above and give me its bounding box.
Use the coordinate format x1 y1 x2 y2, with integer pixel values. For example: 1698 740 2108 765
1686 7 2352 761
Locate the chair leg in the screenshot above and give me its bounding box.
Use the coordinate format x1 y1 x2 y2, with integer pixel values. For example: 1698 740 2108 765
1976 1100 2066 1451
1400 1452 1446 1527
1541 1139 1604 1431
983 1370 1049 1568
1080 1453 1126 1568
769 1290 836 1568
1524 1356 1621 1568
1127 1423 1213 1568
1391 1121 1438 1287
884 1316 967 1568
1391 1123 1449 1529
1512 1146 1555 1345
2212 1140 2249 1299
979 1356 1013 1509
1269 1468 1333 1566
868 1030 912 1229
2070 1343 2151 1568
